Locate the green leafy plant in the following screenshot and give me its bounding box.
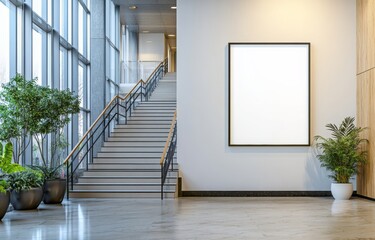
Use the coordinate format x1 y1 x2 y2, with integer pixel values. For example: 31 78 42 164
30 87 79 180
0 74 80 178
314 117 367 183
0 170 9 193
31 164 64 181
0 180 8 193
0 74 42 163
8 170 43 192
0 142 24 174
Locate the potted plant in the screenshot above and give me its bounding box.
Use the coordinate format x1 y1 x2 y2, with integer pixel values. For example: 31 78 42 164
7 169 44 210
0 74 80 204
30 86 80 204
314 116 367 200
0 171 10 220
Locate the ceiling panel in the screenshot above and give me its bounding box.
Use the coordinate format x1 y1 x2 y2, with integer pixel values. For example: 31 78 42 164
113 0 176 48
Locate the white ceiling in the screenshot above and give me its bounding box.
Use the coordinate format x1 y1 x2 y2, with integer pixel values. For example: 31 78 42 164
112 0 176 48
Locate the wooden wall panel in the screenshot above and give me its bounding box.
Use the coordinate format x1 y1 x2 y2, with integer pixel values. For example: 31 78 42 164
357 0 375 74
357 70 375 198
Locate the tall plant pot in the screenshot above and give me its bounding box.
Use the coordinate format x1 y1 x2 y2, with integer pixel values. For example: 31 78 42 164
10 187 43 210
0 191 10 220
43 179 66 204
331 183 353 200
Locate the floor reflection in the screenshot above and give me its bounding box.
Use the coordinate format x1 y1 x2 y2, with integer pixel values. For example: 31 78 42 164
1 197 375 240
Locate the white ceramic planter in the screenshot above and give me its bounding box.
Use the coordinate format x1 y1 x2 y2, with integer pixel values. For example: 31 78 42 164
331 183 353 200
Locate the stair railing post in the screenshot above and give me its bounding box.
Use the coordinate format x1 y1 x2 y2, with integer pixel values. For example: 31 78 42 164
125 99 128 124
70 159 74 191
66 162 69 199
86 141 89 171
116 97 119 123
161 164 164 200
141 82 143 102
90 133 94 164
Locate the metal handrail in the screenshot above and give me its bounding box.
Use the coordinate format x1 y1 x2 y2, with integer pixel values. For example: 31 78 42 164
160 112 177 165
160 111 177 199
64 58 168 198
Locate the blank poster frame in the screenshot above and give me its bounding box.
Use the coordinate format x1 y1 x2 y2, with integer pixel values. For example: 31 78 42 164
228 42 310 146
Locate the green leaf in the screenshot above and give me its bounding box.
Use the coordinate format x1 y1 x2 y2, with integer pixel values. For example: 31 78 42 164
314 117 367 183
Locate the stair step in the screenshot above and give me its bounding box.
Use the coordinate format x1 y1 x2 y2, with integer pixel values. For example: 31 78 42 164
103 142 165 147
100 148 163 152
88 163 178 170
69 190 175 198
128 116 173 122
110 132 169 137
112 128 170 133
83 170 178 177
131 111 175 114
125 120 173 124
97 152 163 157
114 124 170 129
78 176 177 183
134 107 176 110
107 137 167 142
138 102 176 105
93 157 162 163
73 183 176 190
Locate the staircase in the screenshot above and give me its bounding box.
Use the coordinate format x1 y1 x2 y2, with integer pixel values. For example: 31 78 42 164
69 73 177 198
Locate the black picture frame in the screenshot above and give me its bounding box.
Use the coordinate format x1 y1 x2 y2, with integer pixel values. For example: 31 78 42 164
228 42 310 146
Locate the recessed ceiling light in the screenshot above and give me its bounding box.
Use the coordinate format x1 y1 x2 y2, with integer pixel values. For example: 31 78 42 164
168 34 176 37
171 6 177 10
129 5 137 10
142 30 150 33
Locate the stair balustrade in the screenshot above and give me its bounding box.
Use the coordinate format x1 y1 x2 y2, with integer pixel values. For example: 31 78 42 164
63 58 168 199
160 111 177 199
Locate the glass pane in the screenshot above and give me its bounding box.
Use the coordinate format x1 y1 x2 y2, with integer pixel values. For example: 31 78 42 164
33 137 43 166
17 6 22 73
78 3 84 54
87 12 90 59
111 47 115 81
32 0 42 17
60 49 65 90
60 0 65 37
78 111 84 168
0 2 9 87
68 0 72 43
33 28 42 85
110 2 115 41
78 65 83 107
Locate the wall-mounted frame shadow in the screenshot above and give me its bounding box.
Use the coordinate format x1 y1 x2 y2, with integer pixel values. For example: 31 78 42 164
228 42 310 146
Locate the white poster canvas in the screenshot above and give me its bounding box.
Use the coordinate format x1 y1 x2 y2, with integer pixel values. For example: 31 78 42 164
229 43 310 146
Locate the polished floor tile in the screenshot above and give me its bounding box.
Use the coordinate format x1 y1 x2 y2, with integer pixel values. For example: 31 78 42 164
1 197 375 239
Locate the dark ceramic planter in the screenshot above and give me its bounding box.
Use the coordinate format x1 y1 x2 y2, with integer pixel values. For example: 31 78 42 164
10 187 43 210
43 179 66 204
0 191 10 220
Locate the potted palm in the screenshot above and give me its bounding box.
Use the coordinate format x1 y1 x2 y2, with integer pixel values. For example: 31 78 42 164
314 117 367 200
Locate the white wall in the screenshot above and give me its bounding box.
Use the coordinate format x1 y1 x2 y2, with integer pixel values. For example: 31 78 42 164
139 33 166 80
177 0 356 191
139 33 165 61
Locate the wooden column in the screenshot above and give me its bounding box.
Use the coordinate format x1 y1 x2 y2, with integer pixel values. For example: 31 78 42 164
357 0 375 198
